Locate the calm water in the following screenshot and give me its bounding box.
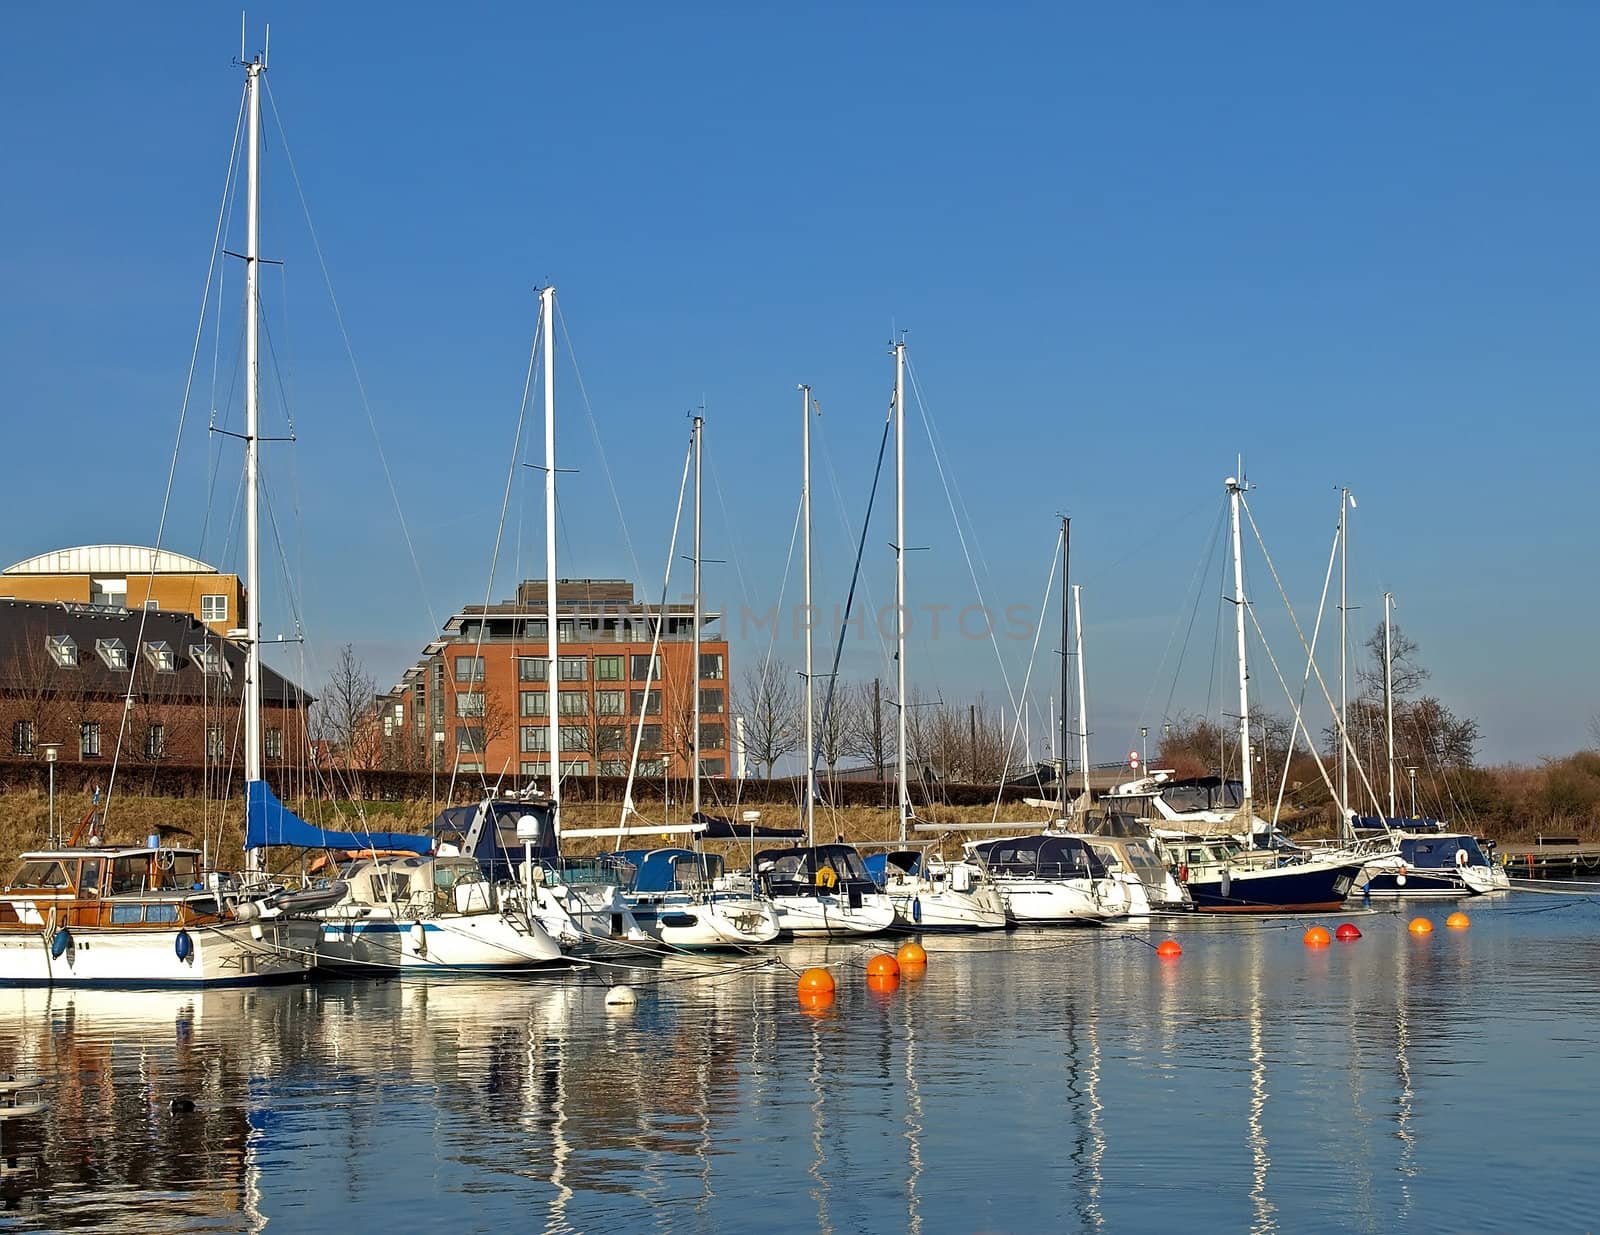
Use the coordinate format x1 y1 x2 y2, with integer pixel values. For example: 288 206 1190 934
2 895 1597 1234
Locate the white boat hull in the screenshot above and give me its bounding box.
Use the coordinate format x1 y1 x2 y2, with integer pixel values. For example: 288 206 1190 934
628 895 782 948
994 877 1127 926
884 879 1008 931
771 891 895 938
317 912 565 972
0 919 316 987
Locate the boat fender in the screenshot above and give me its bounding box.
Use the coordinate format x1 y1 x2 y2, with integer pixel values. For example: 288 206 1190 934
175 930 193 963
814 866 838 890
912 898 922 924
1178 864 1189 883
1396 864 1407 888
410 922 427 955
50 928 71 959
1219 869 1232 898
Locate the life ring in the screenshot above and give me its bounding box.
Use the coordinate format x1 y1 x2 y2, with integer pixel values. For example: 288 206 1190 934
1455 848 1468 868
1396 863 1407 888
814 865 838 890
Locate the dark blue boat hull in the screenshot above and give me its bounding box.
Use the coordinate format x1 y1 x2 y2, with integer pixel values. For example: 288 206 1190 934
1186 863 1359 913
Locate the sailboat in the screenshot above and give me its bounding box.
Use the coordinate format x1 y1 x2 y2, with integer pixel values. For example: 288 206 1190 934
0 41 355 986
1132 475 1363 912
756 383 893 938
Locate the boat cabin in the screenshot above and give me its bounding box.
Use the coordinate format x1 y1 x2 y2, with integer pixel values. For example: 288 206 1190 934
0 845 216 929
969 835 1109 880
1398 834 1489 870
334 854 496 916
755 845 875 898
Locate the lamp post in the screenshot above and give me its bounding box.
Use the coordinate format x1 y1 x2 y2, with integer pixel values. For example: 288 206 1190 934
40 744 62 847
1407 766 1418 819
432 731 445 814
1140 727 1148 774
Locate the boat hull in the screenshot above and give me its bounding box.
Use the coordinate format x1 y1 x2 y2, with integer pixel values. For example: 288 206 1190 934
885 883 1008 932
316 913 565 973
627 895 782 948
1185 863 1359 913
0 918 317 987
771 892 895 938
993 878 1126 926
1356 865 1505 898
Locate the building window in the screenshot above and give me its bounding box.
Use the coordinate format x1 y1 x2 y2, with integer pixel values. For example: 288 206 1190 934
265 727 283 759
190 645 230 677
701 757 726 777
520 726 549 753
630 689 661 716
46 635 77 667
630 654 662 682
200 594 229 623
700 652 725 680
596 725 626 752
520 690 547 717
455 691 485 718
563 759 590 776
559 726 590 752
599 760 628 776
520 761 550 778
595 690 624 716
12 720 34 757
206 726 225 760
701 688 725 715
394 702 405 725
557 619 576 642
517 657 547 682
702 723 727 750
558 692 588 716
558 656 588 682
595 655 623 681
80 722 101 759
95 638 128 670
639 724 661 751
454 656 485 683
456 726 485 754
144 599 160 612
456 761 485 775
142 640 175 671
382 715 394 738
145 724 166 760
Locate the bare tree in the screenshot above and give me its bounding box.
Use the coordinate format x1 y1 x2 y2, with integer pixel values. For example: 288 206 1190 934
813 679 856 795
315 645 380 785
735 660 799 779
843 678 894 783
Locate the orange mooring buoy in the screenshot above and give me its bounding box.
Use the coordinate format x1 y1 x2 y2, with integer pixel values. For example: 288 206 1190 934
1303 925 1332 947
896 941 928 968
866 972 900 997
1335 923 1362 941
1408 917 1434 935
797 990 836 1016
1446 911 1471 929
1156 939 1183 958
797 967 836 997
866 953 900 979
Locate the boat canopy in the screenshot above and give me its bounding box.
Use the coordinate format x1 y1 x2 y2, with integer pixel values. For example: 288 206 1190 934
1399 835 1487 867
691 811 804 840
863 851 921 885
619 848 726 893
430 799 561 882
971 834 1108 879
245 781 431 854
754 844 873 887
1355 815 1447 833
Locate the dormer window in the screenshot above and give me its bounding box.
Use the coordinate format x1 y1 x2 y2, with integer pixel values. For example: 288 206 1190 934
96 638 128 670
46 635 77 667
143 640 175 671
190 644 231 677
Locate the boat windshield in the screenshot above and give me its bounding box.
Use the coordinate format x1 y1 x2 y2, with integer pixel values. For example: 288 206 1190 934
1400 835 1488 867
10 860 72 889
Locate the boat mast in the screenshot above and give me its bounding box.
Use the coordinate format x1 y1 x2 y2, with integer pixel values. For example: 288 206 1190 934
691 414 703 823
894 340 910 843
1072 583 1090 811
1338 487 1351 827
243 49 265 873
1059 516 1070 809
542 286 560 837
1384 590 1396 820
800 384 816 847
1226 474 1253 818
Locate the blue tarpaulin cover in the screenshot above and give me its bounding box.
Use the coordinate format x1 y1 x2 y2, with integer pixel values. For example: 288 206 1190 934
245 780 431 853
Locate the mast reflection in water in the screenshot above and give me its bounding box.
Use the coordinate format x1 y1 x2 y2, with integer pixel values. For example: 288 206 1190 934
0 901 1597 1233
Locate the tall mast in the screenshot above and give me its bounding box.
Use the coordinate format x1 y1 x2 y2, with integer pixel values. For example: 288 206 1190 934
691 414 703 822
800 385 816 846
243 50 265 871
894 340 910 843
1072 584 1090 809
1059 516 1071 807
1226 474 1253 814
1384 590 1396 820
1337 487 1350 824
542 286 560 836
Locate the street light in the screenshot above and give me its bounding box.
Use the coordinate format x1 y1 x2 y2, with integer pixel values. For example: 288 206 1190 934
40 744 62 847
1140 727 1148 772
1407 766 1419 819
432 731 445 814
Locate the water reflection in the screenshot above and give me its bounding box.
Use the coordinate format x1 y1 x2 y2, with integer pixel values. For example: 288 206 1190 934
0 906 1594 1233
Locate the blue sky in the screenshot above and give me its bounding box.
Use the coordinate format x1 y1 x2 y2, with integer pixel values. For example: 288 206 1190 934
2 3 1595 765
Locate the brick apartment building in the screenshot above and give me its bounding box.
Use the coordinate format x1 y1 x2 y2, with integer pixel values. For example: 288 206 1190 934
1 544 247 636
383 579 730 786
0 598 311 771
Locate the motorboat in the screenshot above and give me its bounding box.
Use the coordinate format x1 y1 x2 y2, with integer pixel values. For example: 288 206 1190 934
963 835 1129 926
614 849 781 948
1354 830 1509 898
1078 835 1191 915
316 852 566 973
864 850 1008 932
753 845 895 938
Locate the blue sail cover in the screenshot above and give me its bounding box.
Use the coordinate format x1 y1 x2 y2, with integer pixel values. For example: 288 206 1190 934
244 780 432 854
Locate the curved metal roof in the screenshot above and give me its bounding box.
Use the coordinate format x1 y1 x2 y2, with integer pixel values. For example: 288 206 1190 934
1 545 221 575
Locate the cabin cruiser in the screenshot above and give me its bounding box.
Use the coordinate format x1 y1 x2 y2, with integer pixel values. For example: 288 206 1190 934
1353 830 1509 897
316 852 566 972
433 795 656 959
962 835 1129 926
864 850 1009 932
614 848 781 948
0 818 328 986
1099 775 1362 913
1078 835 1192 915
753 845 895 938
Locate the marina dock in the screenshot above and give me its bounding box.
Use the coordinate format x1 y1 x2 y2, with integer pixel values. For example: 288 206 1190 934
1499 839 1600 880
